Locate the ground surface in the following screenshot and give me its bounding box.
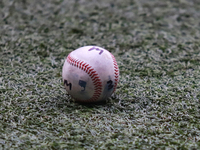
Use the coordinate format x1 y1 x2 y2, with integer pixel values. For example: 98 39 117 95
0 0 200 149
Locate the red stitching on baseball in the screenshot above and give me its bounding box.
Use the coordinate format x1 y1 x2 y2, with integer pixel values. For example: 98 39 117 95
110 54 119 92
87 68 93 74
67 53 102 102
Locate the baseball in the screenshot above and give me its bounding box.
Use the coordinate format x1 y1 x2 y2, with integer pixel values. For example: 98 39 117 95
62 46 119 103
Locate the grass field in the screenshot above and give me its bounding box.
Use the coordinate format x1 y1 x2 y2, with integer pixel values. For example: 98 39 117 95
1 0 200 149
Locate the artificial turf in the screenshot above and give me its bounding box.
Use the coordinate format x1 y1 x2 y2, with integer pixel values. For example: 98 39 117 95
0 0 200 149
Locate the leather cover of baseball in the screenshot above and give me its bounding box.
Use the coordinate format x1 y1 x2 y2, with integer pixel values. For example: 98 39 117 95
62 46 119 103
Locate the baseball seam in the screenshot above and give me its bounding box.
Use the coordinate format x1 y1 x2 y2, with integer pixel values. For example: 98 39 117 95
67 53 102 102
110 54 119 92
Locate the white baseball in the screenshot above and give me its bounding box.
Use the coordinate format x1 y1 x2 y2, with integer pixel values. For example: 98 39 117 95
62 46 119 103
